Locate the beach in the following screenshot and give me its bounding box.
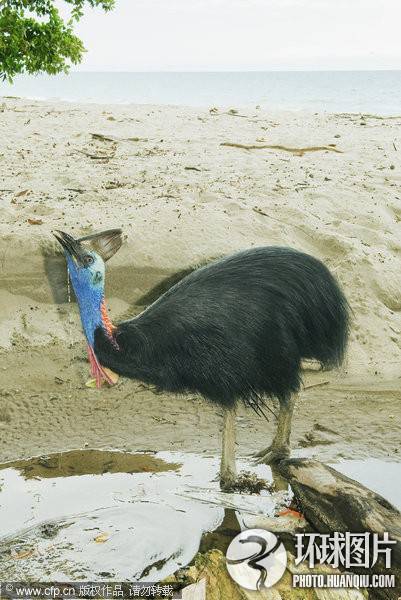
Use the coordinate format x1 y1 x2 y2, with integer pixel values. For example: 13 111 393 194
1 95 401 586
0 96 401 462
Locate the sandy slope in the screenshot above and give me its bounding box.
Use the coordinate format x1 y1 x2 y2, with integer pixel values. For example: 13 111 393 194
0 97 400 464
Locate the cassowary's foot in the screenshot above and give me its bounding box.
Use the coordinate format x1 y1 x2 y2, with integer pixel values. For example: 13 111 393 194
220 470 269 494
253 444 290 465
219 469 238 493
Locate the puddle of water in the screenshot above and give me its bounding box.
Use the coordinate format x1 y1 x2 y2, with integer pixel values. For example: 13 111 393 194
199 509 241 555
332 458 401 510
0 449 280 582
3 448 397 584
0 449 179 479
1 448 397 583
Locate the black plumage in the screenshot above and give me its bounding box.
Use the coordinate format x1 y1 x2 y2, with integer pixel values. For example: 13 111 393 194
94 246 350 412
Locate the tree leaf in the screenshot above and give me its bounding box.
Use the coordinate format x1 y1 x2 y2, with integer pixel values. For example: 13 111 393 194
0 1 115 81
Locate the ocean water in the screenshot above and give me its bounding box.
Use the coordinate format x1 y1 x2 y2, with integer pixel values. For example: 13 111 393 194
2 70 401 114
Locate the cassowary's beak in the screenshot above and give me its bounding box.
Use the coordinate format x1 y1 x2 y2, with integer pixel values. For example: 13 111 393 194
54 231 86 265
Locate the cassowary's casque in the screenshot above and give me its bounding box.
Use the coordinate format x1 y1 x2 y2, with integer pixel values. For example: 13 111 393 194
55 229 349 490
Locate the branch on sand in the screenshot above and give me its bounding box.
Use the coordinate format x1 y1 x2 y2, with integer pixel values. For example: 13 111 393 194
209 108 249 118
91 133 148 143
220 142 343 156
78 150 116 160
303 380 330 390
360 114 401 121
338 113 401 122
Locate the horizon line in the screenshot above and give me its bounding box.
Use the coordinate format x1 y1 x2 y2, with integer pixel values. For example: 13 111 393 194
67 67 401 73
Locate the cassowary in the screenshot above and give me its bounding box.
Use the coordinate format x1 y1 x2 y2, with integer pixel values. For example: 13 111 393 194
54 229 349 491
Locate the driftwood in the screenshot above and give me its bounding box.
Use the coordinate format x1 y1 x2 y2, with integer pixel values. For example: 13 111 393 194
78 149 116 160
91 132 148 143
220 142 343 156
276 458 401 599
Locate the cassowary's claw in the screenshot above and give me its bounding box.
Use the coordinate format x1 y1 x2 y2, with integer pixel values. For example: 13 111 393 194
254 445 290 465
253 446 270 458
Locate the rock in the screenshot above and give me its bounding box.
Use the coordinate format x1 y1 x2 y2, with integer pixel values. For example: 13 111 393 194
165 548 368 599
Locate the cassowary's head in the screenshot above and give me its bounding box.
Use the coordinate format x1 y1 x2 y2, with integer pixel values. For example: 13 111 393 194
54 229 122 386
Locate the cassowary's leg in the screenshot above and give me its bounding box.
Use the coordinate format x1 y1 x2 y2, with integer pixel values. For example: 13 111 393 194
219 403 237 491
254 394 297 464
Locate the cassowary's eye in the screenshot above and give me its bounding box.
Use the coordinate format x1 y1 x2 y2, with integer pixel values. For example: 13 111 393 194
84 255 94 266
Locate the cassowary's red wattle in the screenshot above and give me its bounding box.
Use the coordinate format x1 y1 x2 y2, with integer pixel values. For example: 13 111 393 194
87 301 119 387
87 343 114 387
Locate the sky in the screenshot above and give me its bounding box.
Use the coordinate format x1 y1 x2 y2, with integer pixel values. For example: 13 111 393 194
64 0 401 71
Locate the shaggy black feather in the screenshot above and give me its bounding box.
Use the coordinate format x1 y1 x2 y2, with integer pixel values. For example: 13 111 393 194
94 247 350 410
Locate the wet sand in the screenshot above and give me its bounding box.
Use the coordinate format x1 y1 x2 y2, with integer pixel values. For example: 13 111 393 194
0 340 400 466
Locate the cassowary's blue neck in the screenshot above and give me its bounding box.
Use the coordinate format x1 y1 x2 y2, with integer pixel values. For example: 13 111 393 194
75 286 104 347
65 254 117 388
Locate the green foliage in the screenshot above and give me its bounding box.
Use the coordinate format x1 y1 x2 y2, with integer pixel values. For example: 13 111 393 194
0 0 115 81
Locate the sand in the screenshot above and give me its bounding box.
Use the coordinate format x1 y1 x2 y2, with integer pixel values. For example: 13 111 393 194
0 97 401 465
